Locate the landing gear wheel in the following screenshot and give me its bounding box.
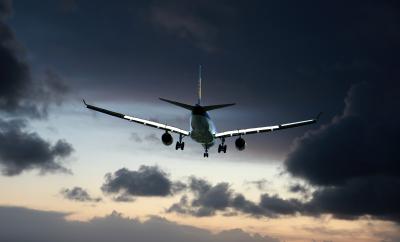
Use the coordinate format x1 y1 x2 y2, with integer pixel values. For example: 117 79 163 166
203 152 209 158
175 142 184 150
218 143 227 153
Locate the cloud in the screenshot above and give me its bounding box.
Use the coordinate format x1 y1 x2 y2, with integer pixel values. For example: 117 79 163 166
284 82 400 223
168 176 302 218
288 184 309 194
0 0 10 19
129 132 159 143
245 179 270 191
129 132 143 142
0 206 280 242
168 177 233 217
0 118 73 176
0 0 74 176
149 1 234 52
259 194 302 216
60 187 101 202
101 166 186 201
0 0 69 118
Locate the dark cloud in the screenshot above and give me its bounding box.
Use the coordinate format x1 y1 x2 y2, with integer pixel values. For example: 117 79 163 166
284 82 400 223
304 176 400 222
259 194 302 216
0 118 73 176
113 194 136 203
0 0 11 19
231 194 266 218
168 176 302 218
101 166 185 201
0 0 70 118
60 187 101 203
0 0 73 176
168 177 233 217
168 172 400 223
0 206 280 242
149 1 234 52
60 0 78 13
288 184 308 194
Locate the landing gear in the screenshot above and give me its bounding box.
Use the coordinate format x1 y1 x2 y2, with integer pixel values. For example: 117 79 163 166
203 146 209 158
218 138 227 153
218 144 227 153
175 134 184 150
175 141 184 150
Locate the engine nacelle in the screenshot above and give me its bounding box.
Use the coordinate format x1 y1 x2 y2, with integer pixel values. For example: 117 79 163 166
161 132 173 146
235 137 246 151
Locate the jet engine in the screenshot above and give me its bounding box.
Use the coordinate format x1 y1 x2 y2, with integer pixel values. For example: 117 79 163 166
161 132 173 146
235 137 246 151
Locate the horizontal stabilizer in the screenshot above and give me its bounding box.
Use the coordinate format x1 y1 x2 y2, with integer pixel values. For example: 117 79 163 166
203 103 235 111
159 98 194 110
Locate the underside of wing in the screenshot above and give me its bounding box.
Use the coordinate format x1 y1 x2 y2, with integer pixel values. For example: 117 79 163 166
83 100 189 136
214 113 321 138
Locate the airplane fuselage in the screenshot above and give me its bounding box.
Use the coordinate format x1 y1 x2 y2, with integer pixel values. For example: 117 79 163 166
190 105 216 148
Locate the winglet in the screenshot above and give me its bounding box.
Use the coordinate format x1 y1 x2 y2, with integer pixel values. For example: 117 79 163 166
315 112 323 121
83 99 87 106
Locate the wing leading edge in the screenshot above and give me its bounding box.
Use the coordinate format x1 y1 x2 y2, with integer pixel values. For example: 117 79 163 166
83 100 189 136
214 113 322 138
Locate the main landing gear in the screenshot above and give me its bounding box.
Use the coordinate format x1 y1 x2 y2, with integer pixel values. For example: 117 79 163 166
218 138 227 153
175 134 185 150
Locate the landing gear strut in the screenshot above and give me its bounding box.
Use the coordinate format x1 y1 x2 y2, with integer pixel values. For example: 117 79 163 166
218 138 227 153
175 134 185 150
203 146 209 158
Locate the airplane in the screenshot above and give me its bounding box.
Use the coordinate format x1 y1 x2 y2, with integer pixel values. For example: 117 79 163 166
84 65 321 157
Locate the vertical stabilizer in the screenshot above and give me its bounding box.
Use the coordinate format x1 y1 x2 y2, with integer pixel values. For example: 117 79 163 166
198 65 202 105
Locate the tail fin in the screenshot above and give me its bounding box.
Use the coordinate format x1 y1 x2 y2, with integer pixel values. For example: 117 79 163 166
198 65 202 105
159 98 194 110
159 65 235 112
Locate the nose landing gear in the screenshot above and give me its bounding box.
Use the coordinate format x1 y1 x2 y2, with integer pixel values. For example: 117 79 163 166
203 145 209 158
218 138 227 153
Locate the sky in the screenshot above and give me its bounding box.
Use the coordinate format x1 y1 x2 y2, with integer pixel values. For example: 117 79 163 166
0 0 400 241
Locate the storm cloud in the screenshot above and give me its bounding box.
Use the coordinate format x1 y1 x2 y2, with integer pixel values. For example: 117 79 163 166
101 166 186 201
0 0 74 176
285 82 400 223
0 0 69 118
0 206 280 242
0 118 73 176
60 187 101 203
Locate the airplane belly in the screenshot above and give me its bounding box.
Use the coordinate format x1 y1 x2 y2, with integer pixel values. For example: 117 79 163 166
190 115 215 145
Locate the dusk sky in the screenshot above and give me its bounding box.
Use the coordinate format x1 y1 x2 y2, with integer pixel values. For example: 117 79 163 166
1 0 400 241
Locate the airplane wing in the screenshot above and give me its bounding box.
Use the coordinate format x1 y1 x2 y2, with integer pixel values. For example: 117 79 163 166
214 113 322 138
83 100 190 136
